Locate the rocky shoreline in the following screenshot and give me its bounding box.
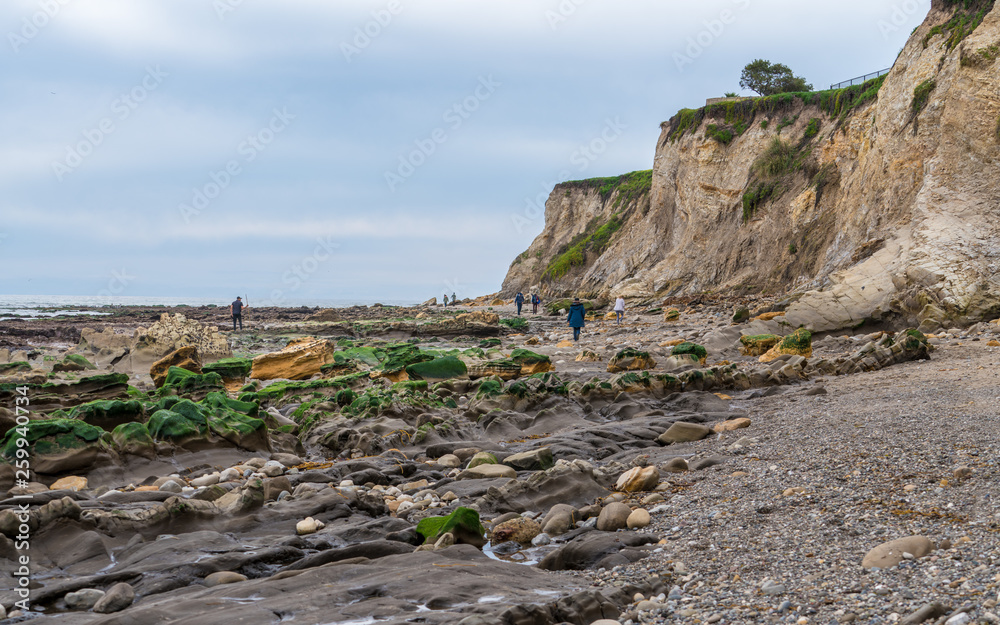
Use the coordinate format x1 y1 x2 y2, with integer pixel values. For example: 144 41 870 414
0 300 998 624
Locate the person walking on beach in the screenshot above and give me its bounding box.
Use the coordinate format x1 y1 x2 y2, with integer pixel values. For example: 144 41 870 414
514 291 525 316
452 292 457 306
614 295 625 325
531 293 540 314
230 296 246 331
443 294 449 307
567 297 586 342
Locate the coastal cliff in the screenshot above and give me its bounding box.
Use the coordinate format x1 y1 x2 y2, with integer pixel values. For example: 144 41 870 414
503 0 1000 331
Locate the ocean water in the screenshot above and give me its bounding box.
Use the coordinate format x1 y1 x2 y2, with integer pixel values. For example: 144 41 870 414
0 294 418 320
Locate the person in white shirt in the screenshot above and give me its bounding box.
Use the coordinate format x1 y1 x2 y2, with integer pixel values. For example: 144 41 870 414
614 296 625 325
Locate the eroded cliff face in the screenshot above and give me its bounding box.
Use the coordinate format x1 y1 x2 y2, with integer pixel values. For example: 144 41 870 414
503 0 1000 331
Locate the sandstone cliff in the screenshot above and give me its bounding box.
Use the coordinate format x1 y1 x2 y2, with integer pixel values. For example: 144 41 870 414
503 0 1000 332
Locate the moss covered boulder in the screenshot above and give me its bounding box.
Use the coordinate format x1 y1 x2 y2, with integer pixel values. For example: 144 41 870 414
416 506 486 547
202 357 253 384
760 328 812 362
608 348 657 373
111 422 155 458
732 307 751 323
671 342 708 365
1 373 129 413
0 362 32 376
739 334 781 357
405 356 468 383
663 309 681 322
376 343 434 382
0 418 111 474
52 354 97 373
159 367 225 400
510 349 554 375
68 399 145 429
147 393 268 452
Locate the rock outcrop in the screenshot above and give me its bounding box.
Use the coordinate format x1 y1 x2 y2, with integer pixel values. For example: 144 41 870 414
503 0 1000 332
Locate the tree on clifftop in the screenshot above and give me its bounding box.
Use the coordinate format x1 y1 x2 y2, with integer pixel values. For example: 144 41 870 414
739 59 813 96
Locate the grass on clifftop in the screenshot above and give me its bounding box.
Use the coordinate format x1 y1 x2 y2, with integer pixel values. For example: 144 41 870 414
561 170 653 210
666 75 888 144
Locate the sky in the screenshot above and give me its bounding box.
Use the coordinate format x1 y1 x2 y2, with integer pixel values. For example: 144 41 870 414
0 0 930 305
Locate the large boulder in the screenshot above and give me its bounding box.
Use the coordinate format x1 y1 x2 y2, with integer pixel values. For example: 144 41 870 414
0 419 112 475
68 399 145 430
670 342 707 365
202 357 253 385
760 328 813 362
739 334 781 357
132 313 231 362
147 393 268 452
111 422 156 459
607 348 656 373
862 535 934 569
657 422 712 445
250 338 336 381
405 357 468 383
149 346 203 388
509 349 554 375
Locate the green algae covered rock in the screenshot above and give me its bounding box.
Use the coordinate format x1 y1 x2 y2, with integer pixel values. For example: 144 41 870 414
671 342 708 364
405 356 468 382
202 357 253 381
159 367 225 399
416 506 486 547
0 418 110 474
68 399 145 429
111 421 155 458
739 334 781 356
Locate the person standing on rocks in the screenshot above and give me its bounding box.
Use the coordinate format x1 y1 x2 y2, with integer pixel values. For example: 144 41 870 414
531 293 540 314
451 292 457 305
443 294 449 307
230 296 246 331
614 295 625 325
514 291 525 316
568 297 586 341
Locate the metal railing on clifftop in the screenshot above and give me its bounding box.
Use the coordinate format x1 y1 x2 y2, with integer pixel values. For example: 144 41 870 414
829 68 892 90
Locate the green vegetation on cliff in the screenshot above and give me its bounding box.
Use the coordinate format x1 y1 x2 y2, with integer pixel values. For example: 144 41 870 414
927 0 995 50
544 216 623 280
667 75 888 144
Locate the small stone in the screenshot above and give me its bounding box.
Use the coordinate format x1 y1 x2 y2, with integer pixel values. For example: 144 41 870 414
626 508 651 529
760 579 786 596
663 457 689 473
50 476 88 491
260 461 285 477
190 473 221 487
93 583 135 613
437 454 461 468
204 571 248 587
616 466 660 492
296 517 324 535
158 480 184 493
953 466 972 480
657 422 712 444
713 417 751 433
65 588 105 610
531 533 551 546
945 613 971 625
862 535 934 569
596 502 632 531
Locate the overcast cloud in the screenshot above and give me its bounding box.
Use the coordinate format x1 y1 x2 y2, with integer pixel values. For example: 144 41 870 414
0 0 930 304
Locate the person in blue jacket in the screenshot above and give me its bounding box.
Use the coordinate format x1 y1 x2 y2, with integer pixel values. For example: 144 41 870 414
567 297 586 341
514 291 525 315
